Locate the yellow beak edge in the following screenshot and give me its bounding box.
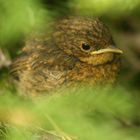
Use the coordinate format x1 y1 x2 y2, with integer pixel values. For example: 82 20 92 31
91 46 123 55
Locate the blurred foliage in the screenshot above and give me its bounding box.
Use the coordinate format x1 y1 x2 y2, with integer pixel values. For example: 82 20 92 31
0 0 140 140
0 86 140 140
69 0 140 17
0 0 52 56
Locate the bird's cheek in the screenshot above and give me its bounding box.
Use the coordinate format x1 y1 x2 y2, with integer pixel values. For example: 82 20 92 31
79 53 114 66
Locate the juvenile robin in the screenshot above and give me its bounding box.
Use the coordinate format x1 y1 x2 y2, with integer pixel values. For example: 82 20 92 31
10 17 123 96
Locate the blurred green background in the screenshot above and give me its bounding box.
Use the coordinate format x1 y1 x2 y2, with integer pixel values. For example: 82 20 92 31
0 0 140 139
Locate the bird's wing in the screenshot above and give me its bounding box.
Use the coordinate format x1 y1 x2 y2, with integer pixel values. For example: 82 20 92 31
10 52 33 80
10 49 77 93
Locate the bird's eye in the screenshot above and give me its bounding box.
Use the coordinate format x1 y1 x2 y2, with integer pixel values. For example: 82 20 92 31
81 43 91 51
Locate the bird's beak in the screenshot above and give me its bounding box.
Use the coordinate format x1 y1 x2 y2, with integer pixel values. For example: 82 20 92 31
90 45 123 55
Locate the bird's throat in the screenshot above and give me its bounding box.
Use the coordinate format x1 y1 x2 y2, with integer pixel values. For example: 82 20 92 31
79 53 115 66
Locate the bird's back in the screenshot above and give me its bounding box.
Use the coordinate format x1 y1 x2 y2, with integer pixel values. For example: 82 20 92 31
10 39 78 96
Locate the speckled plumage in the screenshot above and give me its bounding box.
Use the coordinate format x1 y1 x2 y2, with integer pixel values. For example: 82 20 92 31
10 17 122 96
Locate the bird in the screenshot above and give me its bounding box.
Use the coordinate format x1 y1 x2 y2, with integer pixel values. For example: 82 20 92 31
10 17 123 97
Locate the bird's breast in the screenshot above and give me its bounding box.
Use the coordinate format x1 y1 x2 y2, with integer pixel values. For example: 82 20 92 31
67 60 120 85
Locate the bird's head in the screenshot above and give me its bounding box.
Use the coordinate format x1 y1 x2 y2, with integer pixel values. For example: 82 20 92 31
53 17 123 66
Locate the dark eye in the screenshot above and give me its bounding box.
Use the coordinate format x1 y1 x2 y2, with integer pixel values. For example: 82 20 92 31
81 43 91 51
